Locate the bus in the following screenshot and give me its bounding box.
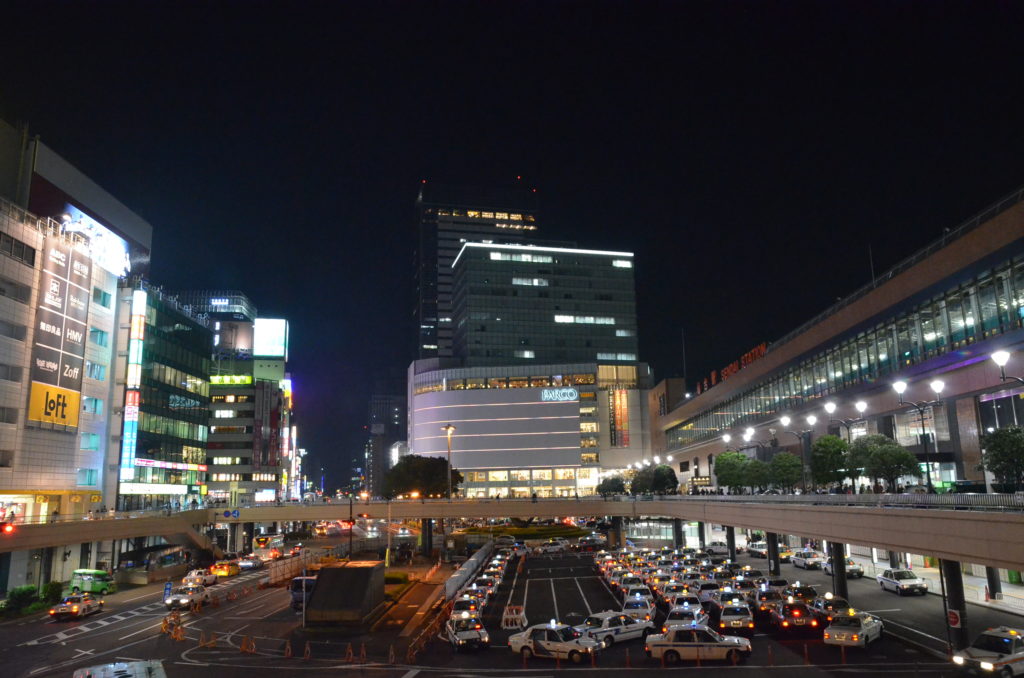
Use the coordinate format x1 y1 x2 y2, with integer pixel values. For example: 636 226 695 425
253 533 285 560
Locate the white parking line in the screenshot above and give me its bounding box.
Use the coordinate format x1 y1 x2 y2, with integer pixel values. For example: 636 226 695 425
574 578 592 615
118 620 163 640
550 580 559 620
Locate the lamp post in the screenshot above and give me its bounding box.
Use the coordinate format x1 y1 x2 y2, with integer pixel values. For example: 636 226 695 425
442 424 456 501
823 400 869 443
893 379 945 493
992 350 1024 385
781 414 817 492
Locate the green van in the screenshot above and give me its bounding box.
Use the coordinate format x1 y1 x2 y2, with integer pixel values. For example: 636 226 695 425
70 569 117 595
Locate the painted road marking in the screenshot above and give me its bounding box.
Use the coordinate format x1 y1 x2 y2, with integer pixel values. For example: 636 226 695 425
574 578 592 615
550 579 559 621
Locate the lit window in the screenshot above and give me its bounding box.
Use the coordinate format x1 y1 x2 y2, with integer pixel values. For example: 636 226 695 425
488 470 508 482
532 469 552 480
554 315 574 323
580 421 599 433
612 260 633 268
482 211 494 219
514 350 535 359
512 277 549 287
467 210 480 218
615 329 635 337
214 410 236 418
510 213 522 220
555 468 576 480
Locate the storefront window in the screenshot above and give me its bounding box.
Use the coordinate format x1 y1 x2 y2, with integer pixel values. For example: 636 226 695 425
488 470 509 482
555 468 576 480
510 469 530 481
532 469 552 480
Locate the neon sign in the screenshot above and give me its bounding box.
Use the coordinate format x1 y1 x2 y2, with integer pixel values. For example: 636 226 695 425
541 388 579 402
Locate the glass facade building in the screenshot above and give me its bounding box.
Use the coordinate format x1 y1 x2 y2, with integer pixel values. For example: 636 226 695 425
452 243 639 366
667 254 1024 450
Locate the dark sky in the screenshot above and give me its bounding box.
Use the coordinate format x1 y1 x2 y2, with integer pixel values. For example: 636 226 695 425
3 1 1023 489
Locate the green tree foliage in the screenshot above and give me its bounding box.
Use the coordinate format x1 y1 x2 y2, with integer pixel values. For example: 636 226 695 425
850 434 920 489
713 451 750 492
630 464 678 494
810 435 849 486
596 475 626 497
769 452 803 492
980 426 1024 491
744 459 771 492
382 455 463 498
42 580 63 604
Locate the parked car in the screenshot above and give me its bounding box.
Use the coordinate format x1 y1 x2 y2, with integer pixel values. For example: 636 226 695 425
644 624 751 665
49 593 104 620
573 611 654 648
791 550 825 570
824 557 864 578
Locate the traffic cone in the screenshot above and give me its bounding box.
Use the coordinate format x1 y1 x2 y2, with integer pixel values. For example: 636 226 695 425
556 654 561 670
198 631 207 647
303 641 311 659
283 640 292 658
207 632 217 648
360 643 368 663
344 643 354 662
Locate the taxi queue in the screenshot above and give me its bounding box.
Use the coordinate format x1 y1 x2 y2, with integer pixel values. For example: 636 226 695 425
441 542 887 666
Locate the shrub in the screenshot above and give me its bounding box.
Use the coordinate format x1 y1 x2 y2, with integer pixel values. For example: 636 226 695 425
5 585 38 613
384 572 409 585
42 580 64 604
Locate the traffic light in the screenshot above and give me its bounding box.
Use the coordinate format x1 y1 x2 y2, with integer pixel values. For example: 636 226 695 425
1 522 14 535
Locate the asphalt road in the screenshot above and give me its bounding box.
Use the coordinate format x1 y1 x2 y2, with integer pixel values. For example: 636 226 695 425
7 548 1018 678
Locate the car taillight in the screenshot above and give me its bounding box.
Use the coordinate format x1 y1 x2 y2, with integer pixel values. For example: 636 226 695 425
823 632 830 639
720 623 726 628
852 634 859 641
48 610 55 615
793 610 800 616
748 622 755 628
645 615 650 621
782 621 789 627
72 606 79 613
811 620 818 627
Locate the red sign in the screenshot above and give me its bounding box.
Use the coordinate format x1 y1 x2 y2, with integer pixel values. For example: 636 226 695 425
696 342 768 394
947 610 961 628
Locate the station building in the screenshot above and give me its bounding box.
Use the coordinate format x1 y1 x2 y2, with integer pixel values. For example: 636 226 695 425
651 186 1024 493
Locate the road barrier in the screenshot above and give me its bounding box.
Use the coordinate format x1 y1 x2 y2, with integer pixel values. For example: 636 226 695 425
501 605 527 630
171 624 185 642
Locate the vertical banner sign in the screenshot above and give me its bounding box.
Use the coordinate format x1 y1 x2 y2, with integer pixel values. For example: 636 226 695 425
119 289 147 481
252 381 268 471
609 389 630 447
27 238 91 431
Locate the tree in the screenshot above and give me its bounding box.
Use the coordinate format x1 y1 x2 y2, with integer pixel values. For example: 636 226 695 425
980 427 1024 491
630 466 652 494
849 434 920 489
713 451 750 493
743 459 771 492
651 464 679 494
596 475 626 497
769 452 802 492
382 455 463 498
810 435 849 486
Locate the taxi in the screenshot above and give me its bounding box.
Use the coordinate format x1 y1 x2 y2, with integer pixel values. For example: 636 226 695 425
810 592 851 623
823 609 884 647
782 583 818 601
659 582 689 603
777 548 794 563
824 557 865 578
624 585 655 603
877 568 928 596
622 596 654 621
644 623 752 665
508 621 600 663
747 542 769 558
164 584 210 610
756 577 791 592
451 595 481 617
573 610 654 648
791 550 825 570
182 569 217 586
444 612 490 651
952 626 1024 675
770 598 819 632
661 603 709 632
718 602 756 636
211 560 241 577
473 577 498 596
751 589 784 617
49 593 104 620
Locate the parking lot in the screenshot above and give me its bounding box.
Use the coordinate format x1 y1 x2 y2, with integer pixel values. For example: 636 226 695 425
426 548 957 675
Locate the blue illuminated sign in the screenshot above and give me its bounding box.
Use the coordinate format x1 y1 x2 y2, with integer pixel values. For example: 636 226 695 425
541 388 579 402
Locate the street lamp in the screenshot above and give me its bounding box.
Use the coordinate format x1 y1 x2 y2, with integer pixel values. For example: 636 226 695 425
992 350 1024 385
722 433 732 443
783 415 817 492
825 401 869 443
893 379 946 493
441 424 456 501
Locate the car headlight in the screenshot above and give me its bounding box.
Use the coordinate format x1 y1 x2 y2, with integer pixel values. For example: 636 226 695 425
952 656 965 665
980 661 995 671
165 598 173 604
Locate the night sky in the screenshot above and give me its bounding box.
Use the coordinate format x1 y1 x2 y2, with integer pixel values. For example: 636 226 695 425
3 1 1023 489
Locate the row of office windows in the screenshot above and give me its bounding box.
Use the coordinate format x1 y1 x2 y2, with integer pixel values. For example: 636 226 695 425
463 467 595 482
209 473 277 482
0 232 36 267
667 256 1024 449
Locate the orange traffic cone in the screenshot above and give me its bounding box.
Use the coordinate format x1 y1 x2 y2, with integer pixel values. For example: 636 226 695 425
283 640 292 658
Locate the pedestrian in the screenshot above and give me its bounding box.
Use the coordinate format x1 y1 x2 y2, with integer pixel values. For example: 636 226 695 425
531 492 537 504
86 510 93 520
50 508 60 523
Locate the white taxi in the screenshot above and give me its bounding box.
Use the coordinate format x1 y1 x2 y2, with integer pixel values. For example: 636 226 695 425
717 602 756 636
952 626 1024 675
182 569 217 586
164 584 210 610
443 612 490 651
661 603 709 633
573 610 654 648
877 568 928 596
823 609 884 647
49 593 104 620
791 550 825 570
645 623 752 665
622 596 654 620
509 621 600 663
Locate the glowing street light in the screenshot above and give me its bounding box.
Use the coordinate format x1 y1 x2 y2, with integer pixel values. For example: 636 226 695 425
823 402 837 415
779 416 791 427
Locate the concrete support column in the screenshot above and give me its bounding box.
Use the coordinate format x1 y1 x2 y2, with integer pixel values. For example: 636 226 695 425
697 522 706 549
725 526 737 562
611 516 624 548
421 518 433 558
828 541 849 601
766 532 780 576
888 550 900 568
985 566 1002 600
672 519 684 549
941 559 969 650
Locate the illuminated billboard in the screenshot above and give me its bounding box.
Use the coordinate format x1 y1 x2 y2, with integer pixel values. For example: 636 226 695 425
253 318 288 358
61 204 131 277
26 237 92 431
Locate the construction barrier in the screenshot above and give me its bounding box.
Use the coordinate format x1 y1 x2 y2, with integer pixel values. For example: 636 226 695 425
501 605 527 630
160 617 170 634
172 624 185 642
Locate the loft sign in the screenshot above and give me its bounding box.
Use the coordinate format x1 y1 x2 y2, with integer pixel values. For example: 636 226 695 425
541 388 579 402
